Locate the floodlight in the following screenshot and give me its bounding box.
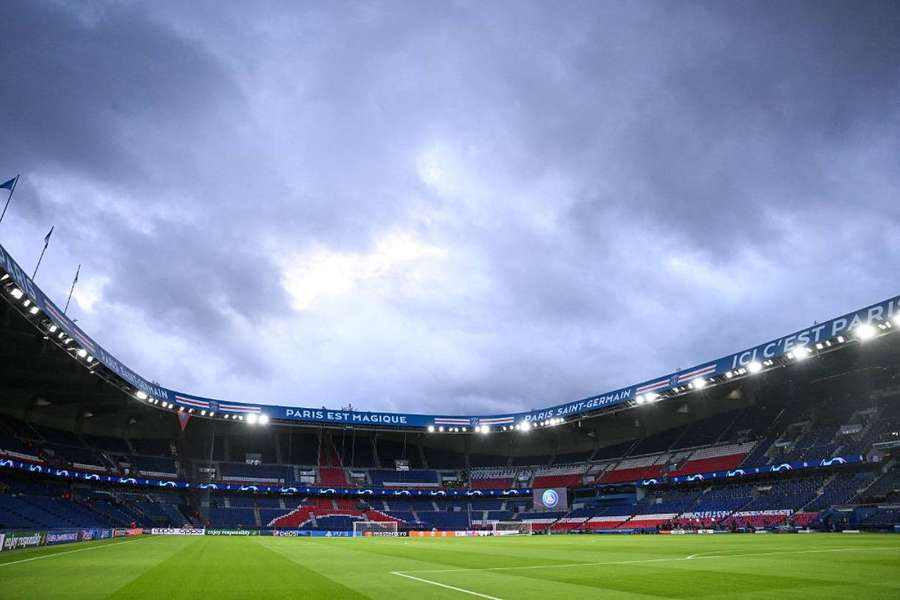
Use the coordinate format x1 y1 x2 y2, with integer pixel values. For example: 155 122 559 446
747 361 763 374
790 346 810 361
259 414 270 425
201 410 207 416
76 348 87 358
29 306 39 315
247 413 259 424
894 313 900 327
10 288 23 299
691 377 707 390
521 421 531 431
855 324 877 341
136 391 148 400
480 425 490 434
48 324 58 333
0 274 8 281
427 425 435 433
438 426 444 432
22 299 31 307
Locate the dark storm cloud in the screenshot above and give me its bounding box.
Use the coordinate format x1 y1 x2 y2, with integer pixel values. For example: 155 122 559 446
1 0 898 413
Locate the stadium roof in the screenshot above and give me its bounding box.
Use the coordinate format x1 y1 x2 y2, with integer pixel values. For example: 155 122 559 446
2 241 899 432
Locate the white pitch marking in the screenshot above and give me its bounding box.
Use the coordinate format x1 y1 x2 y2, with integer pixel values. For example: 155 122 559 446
400 546 898 574
392 571 504 600
0 537 147 567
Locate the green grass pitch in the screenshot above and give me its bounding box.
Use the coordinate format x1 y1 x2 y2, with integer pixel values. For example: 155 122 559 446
1 533 899 599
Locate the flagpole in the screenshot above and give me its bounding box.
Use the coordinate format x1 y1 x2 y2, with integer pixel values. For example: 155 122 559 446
0 174 20 225
64 264 81 314
32 226 54 280
32 244 48 280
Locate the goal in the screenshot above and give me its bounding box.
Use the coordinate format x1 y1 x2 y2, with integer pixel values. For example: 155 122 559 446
492 521 533 536
353 521 400 537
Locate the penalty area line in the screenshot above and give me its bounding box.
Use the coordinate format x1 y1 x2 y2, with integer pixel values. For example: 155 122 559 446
392 571 504 600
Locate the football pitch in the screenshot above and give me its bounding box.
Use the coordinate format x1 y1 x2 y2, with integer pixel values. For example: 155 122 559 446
2 533 899 599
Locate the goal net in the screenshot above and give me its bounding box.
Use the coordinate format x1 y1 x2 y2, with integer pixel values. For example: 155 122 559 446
353 521 400 537
492 521 533 536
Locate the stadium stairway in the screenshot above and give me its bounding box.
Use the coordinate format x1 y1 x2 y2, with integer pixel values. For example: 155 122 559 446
804 473 839 509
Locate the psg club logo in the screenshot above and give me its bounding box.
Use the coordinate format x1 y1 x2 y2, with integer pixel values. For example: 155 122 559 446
541 489 559 508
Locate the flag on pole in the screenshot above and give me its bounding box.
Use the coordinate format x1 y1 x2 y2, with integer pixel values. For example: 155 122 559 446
32 226 55 280
0 175 19 225
64 264 81 315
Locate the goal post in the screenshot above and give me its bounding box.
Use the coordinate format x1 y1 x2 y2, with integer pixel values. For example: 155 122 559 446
353 521 400 537
492 521 533 536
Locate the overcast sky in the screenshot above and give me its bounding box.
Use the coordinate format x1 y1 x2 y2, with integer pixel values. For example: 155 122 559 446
1 0 898 415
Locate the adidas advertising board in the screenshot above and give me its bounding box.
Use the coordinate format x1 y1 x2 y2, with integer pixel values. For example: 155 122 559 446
150 528 206 536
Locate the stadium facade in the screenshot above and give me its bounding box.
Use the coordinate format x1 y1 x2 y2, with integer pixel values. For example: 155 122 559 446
1 241 899 545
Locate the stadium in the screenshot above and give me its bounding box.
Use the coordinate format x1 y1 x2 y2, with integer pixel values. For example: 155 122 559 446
1 237 899 598
2 3 900 599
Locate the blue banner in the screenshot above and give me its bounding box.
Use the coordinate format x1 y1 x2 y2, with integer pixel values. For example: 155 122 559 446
0 457 529 498
1 242 898 430
638 454 867 486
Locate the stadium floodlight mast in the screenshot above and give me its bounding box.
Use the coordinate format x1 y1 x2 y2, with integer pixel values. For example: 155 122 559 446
789 346 811 361
246 413 270 425
636 392 658 405
855 323 877 341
